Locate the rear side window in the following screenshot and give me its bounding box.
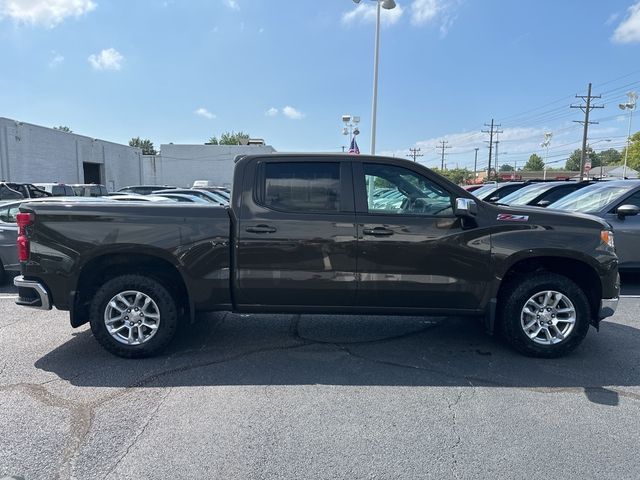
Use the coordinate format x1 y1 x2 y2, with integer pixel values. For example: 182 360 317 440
262 162 340 213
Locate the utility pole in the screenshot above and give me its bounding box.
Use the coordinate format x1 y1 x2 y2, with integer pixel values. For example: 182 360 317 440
473 147 479 180
407 147 423 162
482 119 502 180
436 140 451 170
571 83 603 179
494 131 500 170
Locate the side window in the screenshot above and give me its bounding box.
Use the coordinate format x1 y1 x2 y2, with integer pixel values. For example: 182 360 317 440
262 162 340 213
541 185 579 205
620 191 640 208
0 206 19 223
363 163 453 216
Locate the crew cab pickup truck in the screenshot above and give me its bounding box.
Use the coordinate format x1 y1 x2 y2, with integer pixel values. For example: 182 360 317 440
14 154 619 358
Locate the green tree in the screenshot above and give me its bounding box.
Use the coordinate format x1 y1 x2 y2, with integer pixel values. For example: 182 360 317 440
434 168 473 185
207 131 250 145
499 164 514 172
129 137 157 155
597 148 622 166
53 126 72 133
565 148 598 171
523 153 545 171
621 131 640 171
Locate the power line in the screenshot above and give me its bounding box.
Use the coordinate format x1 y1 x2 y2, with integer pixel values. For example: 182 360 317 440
436 140 451 170
571 82 604 179
406 147 423 162
481 119 502 178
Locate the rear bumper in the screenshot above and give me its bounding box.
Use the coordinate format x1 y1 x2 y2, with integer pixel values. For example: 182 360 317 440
599 297 619 319
14 275 51 310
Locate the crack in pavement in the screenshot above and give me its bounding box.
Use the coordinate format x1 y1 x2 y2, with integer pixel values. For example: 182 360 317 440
101 388 173 480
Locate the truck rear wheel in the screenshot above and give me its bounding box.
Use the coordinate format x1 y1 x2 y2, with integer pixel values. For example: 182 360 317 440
499 273 591 358
89 274 178 358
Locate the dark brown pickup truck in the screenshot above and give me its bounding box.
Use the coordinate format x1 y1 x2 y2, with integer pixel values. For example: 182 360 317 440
14 154 619 358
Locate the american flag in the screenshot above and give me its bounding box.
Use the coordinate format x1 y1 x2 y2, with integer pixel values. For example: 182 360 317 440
348 137 360 155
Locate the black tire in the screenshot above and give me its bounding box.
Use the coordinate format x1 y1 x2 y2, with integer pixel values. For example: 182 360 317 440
89 274 178 358
0 264 5 285
498 272 591 358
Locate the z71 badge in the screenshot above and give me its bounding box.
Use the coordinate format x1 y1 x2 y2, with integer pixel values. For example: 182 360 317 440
497 213 529 222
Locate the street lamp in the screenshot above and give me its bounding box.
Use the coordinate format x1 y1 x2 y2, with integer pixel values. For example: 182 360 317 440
619 91 638 179
540 132 552 180
352 0 397 155
341 114 360 143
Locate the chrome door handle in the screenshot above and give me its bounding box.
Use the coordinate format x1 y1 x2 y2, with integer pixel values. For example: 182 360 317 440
363 227 394 236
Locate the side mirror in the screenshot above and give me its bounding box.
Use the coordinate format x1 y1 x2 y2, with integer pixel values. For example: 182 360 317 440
487 196 499 203
455 197 478 217
617 204 640 219
536 200 551 207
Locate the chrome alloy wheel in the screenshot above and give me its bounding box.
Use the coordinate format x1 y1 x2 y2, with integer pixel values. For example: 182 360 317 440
104 290 161 345
520 290 576 345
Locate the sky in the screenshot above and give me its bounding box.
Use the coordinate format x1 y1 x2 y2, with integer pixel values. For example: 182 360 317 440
1 0 640 171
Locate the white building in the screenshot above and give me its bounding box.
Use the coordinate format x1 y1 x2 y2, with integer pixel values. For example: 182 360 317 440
0 117 277 190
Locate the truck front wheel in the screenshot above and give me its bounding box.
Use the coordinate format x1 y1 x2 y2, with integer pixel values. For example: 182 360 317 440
499 273 591 358
89 274 178 358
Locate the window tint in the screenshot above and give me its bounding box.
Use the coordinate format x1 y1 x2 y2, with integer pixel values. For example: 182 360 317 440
263 162 340 213
363 163 453 216
52 185 65 195
539 185 580 205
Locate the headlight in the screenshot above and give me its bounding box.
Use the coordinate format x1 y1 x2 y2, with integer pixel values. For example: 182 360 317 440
601 230 615 249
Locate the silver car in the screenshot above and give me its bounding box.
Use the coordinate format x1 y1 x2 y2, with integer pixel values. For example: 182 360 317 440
549 180 640 271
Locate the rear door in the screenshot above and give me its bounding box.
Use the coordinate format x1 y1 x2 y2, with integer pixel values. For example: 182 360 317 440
353 161 491 311
235 157 357 308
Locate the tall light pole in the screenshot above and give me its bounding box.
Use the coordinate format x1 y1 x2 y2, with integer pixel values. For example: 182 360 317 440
353 0 396 155
540 131 552 180
619 91 638 179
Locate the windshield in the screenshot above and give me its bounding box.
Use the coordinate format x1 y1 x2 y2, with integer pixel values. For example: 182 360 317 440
549 183 635 212
500 183 560 206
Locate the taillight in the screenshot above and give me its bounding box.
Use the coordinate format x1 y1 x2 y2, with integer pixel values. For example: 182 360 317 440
16 212 34 262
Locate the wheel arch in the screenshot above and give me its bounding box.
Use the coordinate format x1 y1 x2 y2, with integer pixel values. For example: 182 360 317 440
71 250 192 328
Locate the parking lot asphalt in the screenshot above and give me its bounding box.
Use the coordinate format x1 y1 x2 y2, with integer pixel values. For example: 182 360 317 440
1 276 640 479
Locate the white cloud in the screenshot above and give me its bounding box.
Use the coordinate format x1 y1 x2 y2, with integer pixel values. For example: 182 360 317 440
88 48 123 71
195 107 216 119
265 107 278 117
282 106 304 120
411 0 440 24
612 2 640 43
410 0 459 36
0 0 96 27
342 2 404 27
225 0 239 10
49 51 64 67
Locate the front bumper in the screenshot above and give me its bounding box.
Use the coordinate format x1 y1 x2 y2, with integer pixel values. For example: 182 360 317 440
599 297 619 319
14 275 51 310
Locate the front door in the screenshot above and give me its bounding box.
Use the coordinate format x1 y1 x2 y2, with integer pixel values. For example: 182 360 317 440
604 190 640 270
353 161 491 311
235 158 358 308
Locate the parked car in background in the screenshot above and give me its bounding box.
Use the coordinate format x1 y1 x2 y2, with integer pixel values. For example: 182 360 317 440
472 181 527 203
0 182 51 200
195 187 231 201
117 185 177 195
461 184 484 192
33 183 76 196
499 181 595 208
549 180 640 271
153 188 228 205
71 184 108 197
155 193 211 203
